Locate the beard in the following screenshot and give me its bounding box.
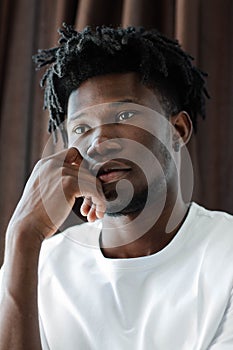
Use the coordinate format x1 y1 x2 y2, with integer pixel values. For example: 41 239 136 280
103 172 167 217
105 186 148 217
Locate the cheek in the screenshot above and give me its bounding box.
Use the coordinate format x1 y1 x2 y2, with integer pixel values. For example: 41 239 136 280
121 122 170 147
122 130 168 157
121 130 172 182
67 132 76 146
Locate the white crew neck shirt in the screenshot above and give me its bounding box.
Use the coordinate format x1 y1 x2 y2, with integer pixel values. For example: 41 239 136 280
37 203 233 349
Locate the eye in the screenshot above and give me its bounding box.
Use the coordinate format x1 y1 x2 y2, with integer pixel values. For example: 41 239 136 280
116 111 135 122
73 125 91 134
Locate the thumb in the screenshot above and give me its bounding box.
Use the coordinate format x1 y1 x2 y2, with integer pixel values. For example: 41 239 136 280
64 147 82 165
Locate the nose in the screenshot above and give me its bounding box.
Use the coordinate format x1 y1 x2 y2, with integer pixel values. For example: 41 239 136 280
87 135 122 158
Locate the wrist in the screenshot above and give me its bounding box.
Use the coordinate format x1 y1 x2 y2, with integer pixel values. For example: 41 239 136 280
5 221 45 256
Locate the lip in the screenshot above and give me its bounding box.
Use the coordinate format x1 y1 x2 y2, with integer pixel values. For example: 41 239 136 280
98 169 131 183
90 160 132 183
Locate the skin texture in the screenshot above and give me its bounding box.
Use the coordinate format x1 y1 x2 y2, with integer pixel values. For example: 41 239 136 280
0 72 192 349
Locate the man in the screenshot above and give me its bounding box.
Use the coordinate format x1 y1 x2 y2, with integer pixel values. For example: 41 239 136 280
0 25 232 350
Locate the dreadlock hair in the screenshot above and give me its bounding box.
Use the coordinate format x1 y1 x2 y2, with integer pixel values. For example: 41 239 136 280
33 23 209 147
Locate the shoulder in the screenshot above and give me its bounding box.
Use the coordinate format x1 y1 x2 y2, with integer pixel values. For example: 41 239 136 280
189 202 233 263
188 203 233 294
190 202 233 231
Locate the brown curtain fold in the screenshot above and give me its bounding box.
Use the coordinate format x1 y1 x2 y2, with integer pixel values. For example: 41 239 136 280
0 0 232 265
175 0 233 210
76 0 123 29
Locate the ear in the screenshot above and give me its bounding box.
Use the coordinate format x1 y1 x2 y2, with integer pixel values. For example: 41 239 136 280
169 111 193 145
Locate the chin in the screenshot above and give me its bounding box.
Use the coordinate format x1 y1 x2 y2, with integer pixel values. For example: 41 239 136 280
105 188 148 217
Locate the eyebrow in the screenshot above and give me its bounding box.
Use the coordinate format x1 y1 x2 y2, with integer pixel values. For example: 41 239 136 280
68 99 138 121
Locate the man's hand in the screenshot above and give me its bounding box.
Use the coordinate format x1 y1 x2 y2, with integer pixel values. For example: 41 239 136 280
7 147 106 242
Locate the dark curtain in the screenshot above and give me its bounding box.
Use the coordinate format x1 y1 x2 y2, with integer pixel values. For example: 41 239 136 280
0 0 232 265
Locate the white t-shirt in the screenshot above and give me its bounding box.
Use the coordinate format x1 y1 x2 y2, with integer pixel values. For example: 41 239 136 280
37 202 233 350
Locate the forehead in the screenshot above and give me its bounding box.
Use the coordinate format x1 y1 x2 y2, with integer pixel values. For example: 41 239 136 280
67 72 164 117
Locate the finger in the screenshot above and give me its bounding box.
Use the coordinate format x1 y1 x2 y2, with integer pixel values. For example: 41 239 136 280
80 195 105 219
61 162 107 216
80 197 92 216
90 195 106 215
77 175 106 212
95 209 105 219
87 204 98 222
64 147 81 165
61 170 106 213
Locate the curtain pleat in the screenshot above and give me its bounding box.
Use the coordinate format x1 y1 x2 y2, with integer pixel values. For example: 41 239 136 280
0 0 39 263
0 0 232 264
76 0 123 29
176 0 233 209
121 0 175 35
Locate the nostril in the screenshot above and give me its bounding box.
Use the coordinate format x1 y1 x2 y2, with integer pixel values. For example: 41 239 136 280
87 138 122 157
96 141 122 155
87 137 104 157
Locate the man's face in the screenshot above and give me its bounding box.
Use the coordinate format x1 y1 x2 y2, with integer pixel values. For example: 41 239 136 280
67 72 176 216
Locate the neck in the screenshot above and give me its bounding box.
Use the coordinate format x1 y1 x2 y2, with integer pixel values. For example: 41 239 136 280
100 194 190 259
